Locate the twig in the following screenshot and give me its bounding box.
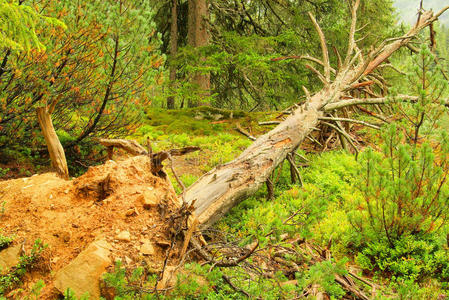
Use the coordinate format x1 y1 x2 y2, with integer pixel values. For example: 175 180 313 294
286 153 303 187
236 123 256 141
168 154 186 203
318 117 380 129
180 217 198 259
222 275 250 298
322 121 359 157
259 121 281 125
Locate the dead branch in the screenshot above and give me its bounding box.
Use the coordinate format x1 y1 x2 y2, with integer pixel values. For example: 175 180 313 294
286 153 303 187
324 95 418 111
259 121 281 126
222 275 250 298
318 117 380 129
308 12 331 81
99 138 147 156
236 123 256 141
322 121 359 156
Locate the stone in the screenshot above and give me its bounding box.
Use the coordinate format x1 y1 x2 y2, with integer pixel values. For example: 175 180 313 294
0 244 21 275
156 240 170 248
116 231 131 242
137 191 159 210
125 209 136 217
156 266 177 290
54 239 112 300
140 241 155 256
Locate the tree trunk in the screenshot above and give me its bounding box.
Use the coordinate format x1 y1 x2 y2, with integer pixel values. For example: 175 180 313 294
187 0 210 107
167 0 178 110
37 107 69 179
185 6 447 229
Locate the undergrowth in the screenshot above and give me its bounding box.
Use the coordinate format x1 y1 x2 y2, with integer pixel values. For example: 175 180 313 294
0 239 47 295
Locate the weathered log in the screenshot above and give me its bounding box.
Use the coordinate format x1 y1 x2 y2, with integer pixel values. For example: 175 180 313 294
185 5 449 229
99 138 148 157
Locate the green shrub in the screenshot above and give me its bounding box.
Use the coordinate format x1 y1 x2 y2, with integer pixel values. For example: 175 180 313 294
0 239 47 295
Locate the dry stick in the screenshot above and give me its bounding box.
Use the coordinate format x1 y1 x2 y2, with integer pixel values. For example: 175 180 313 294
214 240 259 268
324 95 419 111
286 153 303 187
168 154 186 203
344 0 361 66
180 217 199 259
259 121 281 125
222 275 250 298
318 116 380 129
322 121 359 157
308 12 331 81
306 135 323 147
235 123 256 141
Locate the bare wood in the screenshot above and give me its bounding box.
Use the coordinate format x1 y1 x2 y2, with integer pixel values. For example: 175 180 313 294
235 123 256 141
259 121 281 126
99 138 148 156
345 0 361 66
180 217 198 259
308 12 331 81
322 121 359 156
37 107 69 179
318 117 380 129
364 6 449 76
324 95 419 111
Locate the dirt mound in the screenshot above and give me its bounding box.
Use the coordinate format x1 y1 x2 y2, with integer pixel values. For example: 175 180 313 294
0 156 183 299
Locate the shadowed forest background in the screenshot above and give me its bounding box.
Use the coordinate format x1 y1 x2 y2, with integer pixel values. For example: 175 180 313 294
1 0 449 299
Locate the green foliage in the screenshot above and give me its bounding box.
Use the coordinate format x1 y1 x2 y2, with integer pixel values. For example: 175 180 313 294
63 288 90 300
0 0 65 52
298 259 349 298
102 260 157 299
356 234 449 282
0 239 47 295
0 234 13 250
350 126 449 245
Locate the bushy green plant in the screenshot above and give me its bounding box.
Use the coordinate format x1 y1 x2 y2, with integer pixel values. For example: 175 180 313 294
0 234 13 250
0 239 47 295
350 126 449 246
297 259 349 298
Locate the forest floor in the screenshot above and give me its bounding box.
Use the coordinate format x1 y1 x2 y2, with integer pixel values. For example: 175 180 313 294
0 107 380 299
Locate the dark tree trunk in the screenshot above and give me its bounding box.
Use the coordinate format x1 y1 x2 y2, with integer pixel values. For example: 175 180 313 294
167 0 178 109
187 0 210 107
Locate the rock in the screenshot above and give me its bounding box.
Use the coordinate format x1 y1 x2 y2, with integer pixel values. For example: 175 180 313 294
140 241 155 256
125 209 136 217
156 240 171 248
156 266 177 290
116 231 131 242
54 239 112 300
137 191 159 209
125 256 132 265
0 244 21 275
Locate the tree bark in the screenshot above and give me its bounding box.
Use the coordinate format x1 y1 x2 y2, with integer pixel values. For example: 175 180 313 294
187 0 210 107
185 6 448 229
37 107 69 179
167 0 178 109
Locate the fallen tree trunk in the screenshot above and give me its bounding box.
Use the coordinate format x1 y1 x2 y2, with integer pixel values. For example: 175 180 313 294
185 4 449 229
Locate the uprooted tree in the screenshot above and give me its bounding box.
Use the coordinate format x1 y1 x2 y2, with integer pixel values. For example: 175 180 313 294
182 2 449 228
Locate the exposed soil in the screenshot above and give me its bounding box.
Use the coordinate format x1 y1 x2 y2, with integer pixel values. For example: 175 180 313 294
0 155 184 299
